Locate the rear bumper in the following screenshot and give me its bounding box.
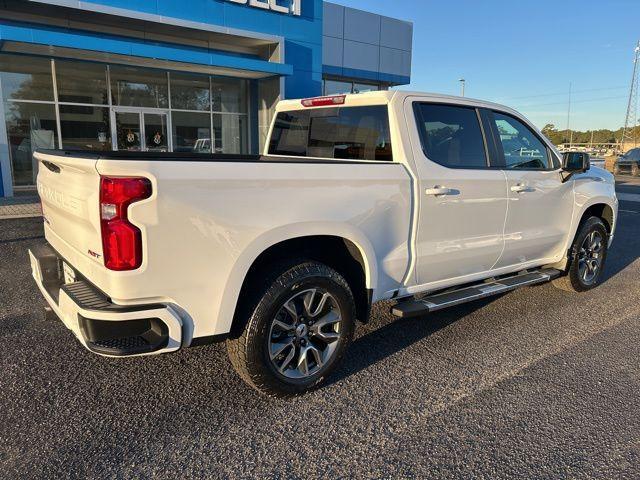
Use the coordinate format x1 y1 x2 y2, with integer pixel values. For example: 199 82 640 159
29 243 183 357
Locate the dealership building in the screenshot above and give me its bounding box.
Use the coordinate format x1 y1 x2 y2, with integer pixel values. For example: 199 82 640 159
0 0 412 197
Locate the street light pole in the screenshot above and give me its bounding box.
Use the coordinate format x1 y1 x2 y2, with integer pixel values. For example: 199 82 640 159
459 78 466 97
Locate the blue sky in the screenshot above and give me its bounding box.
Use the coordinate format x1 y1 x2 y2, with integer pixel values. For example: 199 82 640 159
335 0 640 131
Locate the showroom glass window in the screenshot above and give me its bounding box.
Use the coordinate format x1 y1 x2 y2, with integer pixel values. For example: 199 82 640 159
324 80 353 95
323 80 381 95
170 73 248 154
0 53 251 188
110 66 169 108
0 55 57 186
353 83 379 93
56 60 112 151
171 73 210 112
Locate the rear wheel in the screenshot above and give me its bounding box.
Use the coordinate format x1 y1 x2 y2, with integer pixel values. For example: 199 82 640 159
553 217 609 293
227 261 356 397
632 163 639 177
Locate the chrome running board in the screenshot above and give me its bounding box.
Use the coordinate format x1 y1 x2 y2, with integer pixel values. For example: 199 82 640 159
391 269 563 319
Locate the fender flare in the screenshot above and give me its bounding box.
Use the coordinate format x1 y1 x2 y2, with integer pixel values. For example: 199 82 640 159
214 222 379 335
565 197 618 254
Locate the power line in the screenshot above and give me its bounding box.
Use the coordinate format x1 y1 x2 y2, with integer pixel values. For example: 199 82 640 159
514 95 628 109
498 85 627 101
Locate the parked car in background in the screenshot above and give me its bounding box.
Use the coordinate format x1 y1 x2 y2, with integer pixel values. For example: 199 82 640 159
30 91 618 397
589 156 606 169
614 148 640 176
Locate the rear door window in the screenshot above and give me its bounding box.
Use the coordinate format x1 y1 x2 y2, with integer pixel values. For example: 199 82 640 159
414 103 489 168
268 106 393 161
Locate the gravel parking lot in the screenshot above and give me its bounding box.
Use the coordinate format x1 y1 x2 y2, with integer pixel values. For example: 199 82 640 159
1 179 639 479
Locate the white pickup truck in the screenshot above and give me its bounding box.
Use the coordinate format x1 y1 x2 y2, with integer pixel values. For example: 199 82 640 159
30 91 618 397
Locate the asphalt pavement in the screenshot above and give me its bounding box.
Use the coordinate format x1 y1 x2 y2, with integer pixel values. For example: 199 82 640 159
1 179 639 479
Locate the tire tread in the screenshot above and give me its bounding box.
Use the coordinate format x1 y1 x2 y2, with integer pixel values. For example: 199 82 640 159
227 260 355 397
552 216 608 293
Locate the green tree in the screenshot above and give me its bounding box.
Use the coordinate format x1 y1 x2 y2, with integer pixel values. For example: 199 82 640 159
541 124 563 145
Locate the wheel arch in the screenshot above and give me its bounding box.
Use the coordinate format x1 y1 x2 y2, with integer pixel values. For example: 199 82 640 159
218 225 379 338
559 200 616 267
579 202 615 234
551 198 616 274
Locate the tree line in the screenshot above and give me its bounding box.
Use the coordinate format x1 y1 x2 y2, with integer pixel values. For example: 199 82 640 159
541 124 640 145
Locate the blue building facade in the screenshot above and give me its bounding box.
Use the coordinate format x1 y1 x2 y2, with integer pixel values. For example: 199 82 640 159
0 0 412 197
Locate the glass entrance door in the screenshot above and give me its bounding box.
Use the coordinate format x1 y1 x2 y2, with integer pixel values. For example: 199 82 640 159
112 109 169 152
143 113 168 152
115 111 141 151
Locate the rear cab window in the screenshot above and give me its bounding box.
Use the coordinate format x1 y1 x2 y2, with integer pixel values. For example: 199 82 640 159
268 105 393 161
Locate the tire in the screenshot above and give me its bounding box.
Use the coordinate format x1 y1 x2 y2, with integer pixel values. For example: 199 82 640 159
227 260 356 397
613 164 621 175
553 217 609 293
632 163 639 177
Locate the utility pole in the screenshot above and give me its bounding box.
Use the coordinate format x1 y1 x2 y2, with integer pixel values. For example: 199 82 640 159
459 78 466 97
566 82 573 148
621 41 640 151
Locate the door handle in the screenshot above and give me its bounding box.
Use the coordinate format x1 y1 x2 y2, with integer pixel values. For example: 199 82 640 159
510 184 532 193
425 186 455 196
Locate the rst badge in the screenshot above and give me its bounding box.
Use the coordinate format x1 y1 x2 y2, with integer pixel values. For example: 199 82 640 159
226 0 301 16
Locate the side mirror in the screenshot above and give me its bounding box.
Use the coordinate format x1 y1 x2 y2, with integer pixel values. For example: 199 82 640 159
562 152 590 172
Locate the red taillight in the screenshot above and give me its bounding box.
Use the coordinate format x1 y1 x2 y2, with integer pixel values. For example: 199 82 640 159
100 176 152 271
301 95 346 107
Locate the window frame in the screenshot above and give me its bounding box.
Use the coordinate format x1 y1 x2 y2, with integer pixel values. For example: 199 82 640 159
413 102 501 170
485 109 561 172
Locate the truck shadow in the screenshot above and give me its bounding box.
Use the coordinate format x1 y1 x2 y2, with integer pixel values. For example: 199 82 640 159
327 207 639 388
326 296 500 388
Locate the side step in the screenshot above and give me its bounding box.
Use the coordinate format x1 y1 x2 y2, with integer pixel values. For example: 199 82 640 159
392 269 563 319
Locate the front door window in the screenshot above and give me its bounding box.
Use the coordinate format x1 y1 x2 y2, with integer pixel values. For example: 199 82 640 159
492 112 551 170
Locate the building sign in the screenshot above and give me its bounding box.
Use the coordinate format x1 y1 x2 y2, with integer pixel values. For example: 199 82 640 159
226 0 301 16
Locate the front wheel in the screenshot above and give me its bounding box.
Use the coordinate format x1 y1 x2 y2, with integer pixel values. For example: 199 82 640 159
632 163 639 177
227 261 356 397
553 217 609 293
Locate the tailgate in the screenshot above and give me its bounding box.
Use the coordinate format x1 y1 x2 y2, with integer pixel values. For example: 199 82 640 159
34 151 102 263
